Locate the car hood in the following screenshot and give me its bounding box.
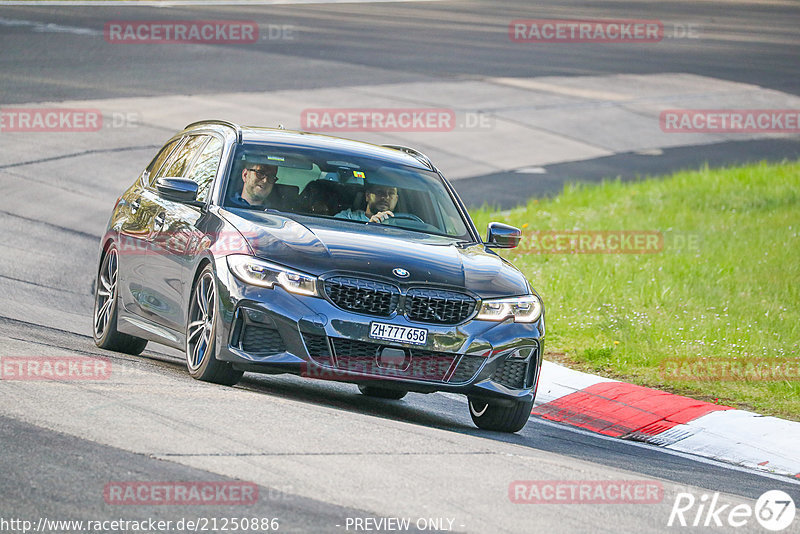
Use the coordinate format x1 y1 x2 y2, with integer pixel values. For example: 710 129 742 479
221 209 530 298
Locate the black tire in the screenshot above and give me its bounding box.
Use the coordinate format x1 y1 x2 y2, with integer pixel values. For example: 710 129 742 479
358 385 408 400
468 396 534 433
93 245 148 355
186 265 243 386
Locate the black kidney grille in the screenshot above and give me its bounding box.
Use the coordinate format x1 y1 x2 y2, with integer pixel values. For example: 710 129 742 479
406 288 476 324
324 277 400 316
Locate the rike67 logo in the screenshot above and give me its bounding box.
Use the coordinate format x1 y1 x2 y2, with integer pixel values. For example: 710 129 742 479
669 490 796 531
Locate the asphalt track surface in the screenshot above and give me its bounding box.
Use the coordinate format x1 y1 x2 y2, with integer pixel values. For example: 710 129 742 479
1 0 798 101
1 1 799 532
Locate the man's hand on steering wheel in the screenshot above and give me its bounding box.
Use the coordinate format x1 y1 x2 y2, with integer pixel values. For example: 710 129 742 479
368 211 426 224
368 210 394 223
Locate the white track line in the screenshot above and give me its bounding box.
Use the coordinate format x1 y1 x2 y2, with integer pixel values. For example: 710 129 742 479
0 17 102 36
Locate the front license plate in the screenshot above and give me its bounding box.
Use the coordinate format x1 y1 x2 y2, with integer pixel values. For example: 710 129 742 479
369 322 427 345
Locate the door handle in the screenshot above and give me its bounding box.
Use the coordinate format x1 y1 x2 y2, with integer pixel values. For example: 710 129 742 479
130 198 141 213
154 212 166 230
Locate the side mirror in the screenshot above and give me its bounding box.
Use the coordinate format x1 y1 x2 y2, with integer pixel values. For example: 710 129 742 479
156 177 200 204
485 222 521 248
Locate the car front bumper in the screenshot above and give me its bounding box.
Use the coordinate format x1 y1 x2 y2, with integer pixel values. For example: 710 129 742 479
213 258 544 404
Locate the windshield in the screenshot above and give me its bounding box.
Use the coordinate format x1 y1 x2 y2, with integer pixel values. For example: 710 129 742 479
222 143 473 240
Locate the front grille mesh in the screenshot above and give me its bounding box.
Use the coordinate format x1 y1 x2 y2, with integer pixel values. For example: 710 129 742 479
330 338 381 359
302 334 480 383
406 288 476 324
241 325 286 355
493 359 528 389
449 355 485 383
324 277 399 316
303 334 331 365
330 338 455 382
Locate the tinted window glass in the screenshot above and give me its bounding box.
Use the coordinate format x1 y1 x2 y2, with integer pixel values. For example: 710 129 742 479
145 139 181 184
223 143 471 240
185 136 223 203
161 135 208 179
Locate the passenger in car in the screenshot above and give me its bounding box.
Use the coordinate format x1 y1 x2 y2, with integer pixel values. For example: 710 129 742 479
230 163 280 208
299 180 343 216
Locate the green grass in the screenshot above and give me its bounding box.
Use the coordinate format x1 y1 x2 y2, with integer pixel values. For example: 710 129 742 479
470 161 800 420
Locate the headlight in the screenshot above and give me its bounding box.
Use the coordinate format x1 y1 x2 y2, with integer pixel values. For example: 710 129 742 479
476 294 542 323
226 255 318 296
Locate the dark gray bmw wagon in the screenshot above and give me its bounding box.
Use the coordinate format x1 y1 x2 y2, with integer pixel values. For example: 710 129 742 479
93 120 544 432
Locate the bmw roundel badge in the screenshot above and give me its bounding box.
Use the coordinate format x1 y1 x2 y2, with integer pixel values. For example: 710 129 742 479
392 268 410 278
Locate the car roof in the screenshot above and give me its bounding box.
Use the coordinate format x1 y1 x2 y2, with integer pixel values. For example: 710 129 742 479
183 120 433 171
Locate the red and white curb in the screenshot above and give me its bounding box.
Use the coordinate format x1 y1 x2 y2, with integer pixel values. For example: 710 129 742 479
533 361 800 478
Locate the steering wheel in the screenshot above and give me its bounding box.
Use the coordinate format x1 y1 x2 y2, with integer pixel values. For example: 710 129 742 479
380 213 440 233
384 213 424 223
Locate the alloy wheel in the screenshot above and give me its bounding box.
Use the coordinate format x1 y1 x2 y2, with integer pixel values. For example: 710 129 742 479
187 271 216 370
93 248 118 340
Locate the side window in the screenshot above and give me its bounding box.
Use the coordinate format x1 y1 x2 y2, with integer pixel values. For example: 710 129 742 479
184 137 223 203
160 135 209 180
144 139 181 184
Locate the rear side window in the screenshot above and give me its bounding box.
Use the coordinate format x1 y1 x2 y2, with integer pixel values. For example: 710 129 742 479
159 135 209 180
185 136 224 203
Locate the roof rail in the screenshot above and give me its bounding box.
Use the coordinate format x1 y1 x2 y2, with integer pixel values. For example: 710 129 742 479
381 144 435 171
184 120 242 143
